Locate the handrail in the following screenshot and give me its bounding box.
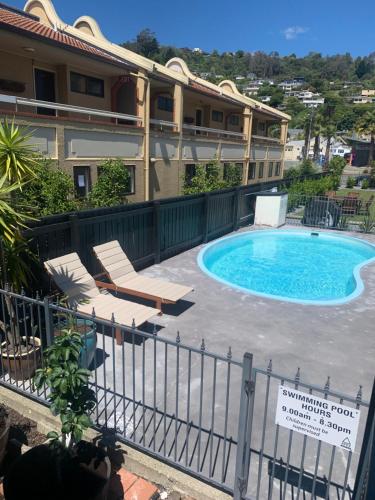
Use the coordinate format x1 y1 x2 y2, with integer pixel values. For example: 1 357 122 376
252 134 281 143
182 123 246 140
0 93 143 124
150 118 177 128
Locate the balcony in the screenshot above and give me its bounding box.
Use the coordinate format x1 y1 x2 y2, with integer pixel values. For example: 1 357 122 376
0 93 143 127
0 94 145 160
182 124 246 141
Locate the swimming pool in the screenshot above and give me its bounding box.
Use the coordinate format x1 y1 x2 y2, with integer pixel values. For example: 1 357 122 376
198 230 375 305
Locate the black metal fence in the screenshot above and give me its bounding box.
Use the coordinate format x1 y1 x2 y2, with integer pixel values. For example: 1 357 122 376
286 194 375 233
23 174 325 290
0 288 371 499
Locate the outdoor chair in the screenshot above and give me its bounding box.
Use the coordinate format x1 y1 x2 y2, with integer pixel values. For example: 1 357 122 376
358 195 374 216
93 240 193 312
44 253 160 345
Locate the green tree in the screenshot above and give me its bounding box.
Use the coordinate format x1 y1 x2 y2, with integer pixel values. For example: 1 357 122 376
223 163 243 187
356 110 375 165
183 161 224 195
20 160 77 216
89 159 131 207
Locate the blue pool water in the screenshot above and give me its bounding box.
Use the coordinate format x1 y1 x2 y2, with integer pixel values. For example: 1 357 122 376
198 230 375 305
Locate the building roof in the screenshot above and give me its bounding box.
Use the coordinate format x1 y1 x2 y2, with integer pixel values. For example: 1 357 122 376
0 4 128 68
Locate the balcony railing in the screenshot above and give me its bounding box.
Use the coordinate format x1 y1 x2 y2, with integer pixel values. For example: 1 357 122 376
183 123 246 141
252 134 281 143
0 94 143 126
150 118 177 131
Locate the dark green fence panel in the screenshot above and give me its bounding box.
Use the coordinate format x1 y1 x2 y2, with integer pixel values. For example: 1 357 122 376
207 191 236 239
160 197 205 259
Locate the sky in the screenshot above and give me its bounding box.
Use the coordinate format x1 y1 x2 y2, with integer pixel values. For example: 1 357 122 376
10 0 375 57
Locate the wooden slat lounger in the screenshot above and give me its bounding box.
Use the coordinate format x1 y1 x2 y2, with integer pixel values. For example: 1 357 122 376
44 252 159 345
93 240 193 311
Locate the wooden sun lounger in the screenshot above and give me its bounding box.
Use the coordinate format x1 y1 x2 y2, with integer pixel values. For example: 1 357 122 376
44 252 159 345
93 240 193 311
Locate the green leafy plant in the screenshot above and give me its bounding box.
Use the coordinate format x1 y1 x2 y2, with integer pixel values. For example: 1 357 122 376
360 215 375 234
0 120 39 185
223 162 243 188
183 160 224 195
346 176 355 188
20 160 78 216
361 179 369 189
89 159 131 207
34 329 96 448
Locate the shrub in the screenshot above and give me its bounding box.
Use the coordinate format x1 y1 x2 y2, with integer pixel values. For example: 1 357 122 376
286 175 337 197
327 156 346 177
89 159 131 207
20 160 77 216
223 162 243 187
346 176 355 188
183 160 224 195
361 179 369 189
284 160 318 180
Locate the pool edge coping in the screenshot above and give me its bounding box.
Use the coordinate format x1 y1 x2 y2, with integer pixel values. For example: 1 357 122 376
197 228 375 307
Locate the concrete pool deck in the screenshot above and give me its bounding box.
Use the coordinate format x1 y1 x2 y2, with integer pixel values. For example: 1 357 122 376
89 225 375 497
142 225 375 400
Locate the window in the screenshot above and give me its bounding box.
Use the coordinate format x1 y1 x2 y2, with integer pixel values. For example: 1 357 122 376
125 165 136 194
258 161 264 178
268 162 273 177
229 114 240 126
275 161 281 176
185 164 196 186
212 110 223 122
74 166 91 197
285 146 293 152
70 72 104 97
248 162 256 180
157 95 174 112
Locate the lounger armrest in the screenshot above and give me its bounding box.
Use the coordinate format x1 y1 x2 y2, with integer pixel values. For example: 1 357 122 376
95 280 118 292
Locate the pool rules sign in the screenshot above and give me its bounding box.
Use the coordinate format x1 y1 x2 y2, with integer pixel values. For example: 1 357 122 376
275 386 360 451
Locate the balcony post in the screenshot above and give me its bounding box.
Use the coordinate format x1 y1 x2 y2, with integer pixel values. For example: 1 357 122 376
137 70 151 201
243 107 253 185
280 119 289 178
174 84 184 186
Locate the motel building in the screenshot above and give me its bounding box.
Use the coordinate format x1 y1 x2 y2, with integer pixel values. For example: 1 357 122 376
0 0 290 202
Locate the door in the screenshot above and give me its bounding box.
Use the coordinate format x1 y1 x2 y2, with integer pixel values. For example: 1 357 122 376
74 166 91 198
34 68 56 116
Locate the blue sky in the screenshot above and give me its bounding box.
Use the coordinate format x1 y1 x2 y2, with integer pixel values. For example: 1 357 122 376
11 0 374 56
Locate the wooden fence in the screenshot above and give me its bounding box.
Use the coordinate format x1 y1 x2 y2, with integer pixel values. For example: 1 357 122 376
23 174 323 288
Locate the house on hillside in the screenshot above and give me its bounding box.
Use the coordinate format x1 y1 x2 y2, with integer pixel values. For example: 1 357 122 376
0 0 290 202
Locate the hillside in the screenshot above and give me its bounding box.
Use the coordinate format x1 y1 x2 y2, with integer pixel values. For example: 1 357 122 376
122 30 375 130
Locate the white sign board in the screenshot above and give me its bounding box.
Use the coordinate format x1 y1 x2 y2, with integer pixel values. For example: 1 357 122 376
275 386 360 452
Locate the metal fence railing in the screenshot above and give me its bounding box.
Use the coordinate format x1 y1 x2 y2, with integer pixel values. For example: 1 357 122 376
0 287 371 498
286 194 375 233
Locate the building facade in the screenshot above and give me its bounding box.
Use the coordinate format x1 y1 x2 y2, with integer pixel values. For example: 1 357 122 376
0 0 290 202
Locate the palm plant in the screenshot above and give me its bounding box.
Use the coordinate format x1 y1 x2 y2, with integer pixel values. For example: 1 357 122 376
0 120 38 352
356 110 375 165
0 120 38 185
322 123 337 171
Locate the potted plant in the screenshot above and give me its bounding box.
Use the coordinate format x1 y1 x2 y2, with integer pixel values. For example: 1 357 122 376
0 121 41 381
34 329 110 486
53 297 97 370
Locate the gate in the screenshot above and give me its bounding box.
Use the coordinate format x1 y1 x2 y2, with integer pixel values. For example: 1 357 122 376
234 359 370 499
0 288 371 498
